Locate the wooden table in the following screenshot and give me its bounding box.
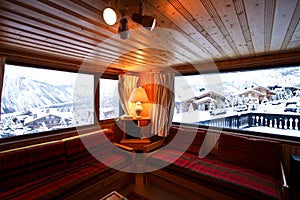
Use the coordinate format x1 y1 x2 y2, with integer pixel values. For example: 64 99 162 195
120 138 151 151
119 117 151 139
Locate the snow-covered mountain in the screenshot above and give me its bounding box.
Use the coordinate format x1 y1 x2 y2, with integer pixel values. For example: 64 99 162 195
175 66 300 99
1 75 74 114
221 67 300 91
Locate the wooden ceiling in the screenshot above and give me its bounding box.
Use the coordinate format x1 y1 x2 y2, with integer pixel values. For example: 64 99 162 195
0 0 300 74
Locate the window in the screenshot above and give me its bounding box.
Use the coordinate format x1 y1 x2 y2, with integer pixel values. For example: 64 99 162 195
173 66 300 138
99 78 120 120
0 64 94 138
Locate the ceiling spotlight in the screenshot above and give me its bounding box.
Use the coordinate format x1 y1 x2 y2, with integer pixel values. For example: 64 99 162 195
102 0 156 39
118 18 130 40
132 13 156 31
103 7 117 25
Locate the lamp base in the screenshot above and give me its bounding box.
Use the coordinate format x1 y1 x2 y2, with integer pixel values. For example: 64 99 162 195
135 102 143 118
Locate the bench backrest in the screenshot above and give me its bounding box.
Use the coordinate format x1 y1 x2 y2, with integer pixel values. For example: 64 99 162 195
62 129 114 167
166 126 207 155
0 140 66 193
218 133 281 178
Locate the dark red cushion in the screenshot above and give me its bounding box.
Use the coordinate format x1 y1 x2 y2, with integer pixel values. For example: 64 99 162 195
148 149 281 200
186 129 206 155
165 126 180 144
0 141 66 193
218 133 281 178
0 152 132 199
165 126 206 155
63 130 116 167
218 133 249 167
246 137 281 178
0 161 115 199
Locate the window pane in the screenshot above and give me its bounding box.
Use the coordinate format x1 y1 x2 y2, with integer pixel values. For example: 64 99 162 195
173 66 300 138
99 78 120 120
0 64 94 138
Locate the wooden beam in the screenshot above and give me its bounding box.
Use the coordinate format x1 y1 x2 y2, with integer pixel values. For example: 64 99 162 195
172 51 300 74
0 46 124 75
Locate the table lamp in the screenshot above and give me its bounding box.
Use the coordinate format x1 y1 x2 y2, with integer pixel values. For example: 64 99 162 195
128 87 149 118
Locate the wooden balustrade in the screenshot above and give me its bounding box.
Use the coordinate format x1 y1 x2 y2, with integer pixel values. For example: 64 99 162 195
197 113 300 132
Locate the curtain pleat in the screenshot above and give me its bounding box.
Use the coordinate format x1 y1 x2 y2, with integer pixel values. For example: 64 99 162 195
118 74 139 115
0 57 5 121
151 72 174 137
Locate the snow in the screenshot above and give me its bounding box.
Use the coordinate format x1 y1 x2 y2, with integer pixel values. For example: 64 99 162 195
244 126 300 138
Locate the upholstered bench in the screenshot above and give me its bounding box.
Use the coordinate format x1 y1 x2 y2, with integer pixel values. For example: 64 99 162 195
0 129 134 200
146 126 288 200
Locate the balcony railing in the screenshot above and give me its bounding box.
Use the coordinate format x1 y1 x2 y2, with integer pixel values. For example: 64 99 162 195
197 113 300 131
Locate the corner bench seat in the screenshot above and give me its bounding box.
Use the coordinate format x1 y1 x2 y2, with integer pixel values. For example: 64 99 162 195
148 149 281 200
146 126 286 200
0 129 133 200
1 160 118 199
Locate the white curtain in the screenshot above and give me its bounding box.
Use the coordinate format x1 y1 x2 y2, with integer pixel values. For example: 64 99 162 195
0 57 5 121
118 74 139 115
151 72 175 137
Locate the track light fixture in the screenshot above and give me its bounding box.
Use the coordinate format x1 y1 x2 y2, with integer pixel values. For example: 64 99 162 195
131 0 156 31
118 17 130 40
131 13 156 31
102 0 156 39
103 7 117 25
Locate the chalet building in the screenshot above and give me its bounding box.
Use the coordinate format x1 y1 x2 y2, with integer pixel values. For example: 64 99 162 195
237 86 276 105
23 112 73 131
24 113 62 130
195 90 227 111
268 86 300 101
1 1 300 200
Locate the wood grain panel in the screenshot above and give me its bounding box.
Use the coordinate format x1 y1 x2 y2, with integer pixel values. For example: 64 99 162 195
168 0 228 58
200 0 239 57
0 0 299 73
264 0 276 53
232 0 255 56
281 0 300 50
244 0 265 54
271 0 298 51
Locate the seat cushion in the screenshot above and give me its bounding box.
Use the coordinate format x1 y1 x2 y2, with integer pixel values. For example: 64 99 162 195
218 133 281 178
63 129 115 167
148 149 281 200
165 126 206 155
0 140 66 193
0 152 132 200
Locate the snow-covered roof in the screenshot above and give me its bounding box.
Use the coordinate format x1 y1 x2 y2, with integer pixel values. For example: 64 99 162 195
195 97 218 104
195 90 226 100
24 112 62 125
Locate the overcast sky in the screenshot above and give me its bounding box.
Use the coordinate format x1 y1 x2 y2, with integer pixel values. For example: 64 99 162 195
5 64 79 86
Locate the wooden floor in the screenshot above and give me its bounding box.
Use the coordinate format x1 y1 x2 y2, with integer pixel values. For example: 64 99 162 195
119 173 184 200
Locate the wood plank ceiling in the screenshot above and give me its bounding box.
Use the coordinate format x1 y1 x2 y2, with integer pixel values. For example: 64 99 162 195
0 0 300 74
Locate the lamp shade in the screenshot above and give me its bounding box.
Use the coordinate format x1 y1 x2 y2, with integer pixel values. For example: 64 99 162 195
128 87 149 103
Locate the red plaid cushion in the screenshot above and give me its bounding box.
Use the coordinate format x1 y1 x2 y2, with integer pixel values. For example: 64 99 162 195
0 141 66 193
0 153 132 200
148 149 281 200
165 126 206 155
63 130 116 167
218 133 281 178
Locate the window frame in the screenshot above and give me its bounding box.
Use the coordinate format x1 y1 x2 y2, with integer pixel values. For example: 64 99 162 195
99 77 121 121
172 65 300 142
0 61 98 142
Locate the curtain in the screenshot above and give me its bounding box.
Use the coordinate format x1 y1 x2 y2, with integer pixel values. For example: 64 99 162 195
118 74 139 115
0 57 5 121
151 72 175 137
